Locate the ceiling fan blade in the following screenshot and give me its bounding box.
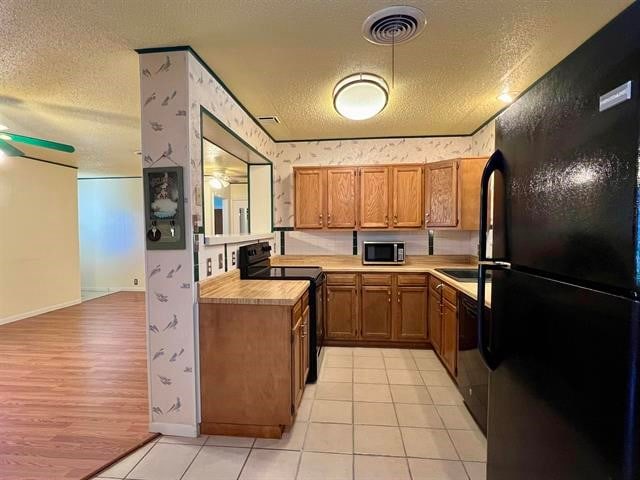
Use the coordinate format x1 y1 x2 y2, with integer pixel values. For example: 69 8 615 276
0 139 24 157
3 133 75 153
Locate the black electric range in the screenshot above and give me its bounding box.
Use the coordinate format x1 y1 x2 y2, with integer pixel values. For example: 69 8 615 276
238 242 325 383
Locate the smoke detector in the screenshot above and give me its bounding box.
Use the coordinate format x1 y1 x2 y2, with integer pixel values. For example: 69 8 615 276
362 6 426 45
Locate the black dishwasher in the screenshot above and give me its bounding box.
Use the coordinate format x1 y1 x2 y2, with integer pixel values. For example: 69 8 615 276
457 294 490 434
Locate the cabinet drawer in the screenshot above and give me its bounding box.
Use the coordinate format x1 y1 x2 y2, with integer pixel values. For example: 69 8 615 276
442 284 457 307
362 274 392 286
326 273 357 285
292 298 302 326
397 274 427 286
429 275 445 292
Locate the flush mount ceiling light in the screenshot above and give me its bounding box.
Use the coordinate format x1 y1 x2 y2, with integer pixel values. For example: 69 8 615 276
333 73 389 121
498 92 518 104
209 174 230 190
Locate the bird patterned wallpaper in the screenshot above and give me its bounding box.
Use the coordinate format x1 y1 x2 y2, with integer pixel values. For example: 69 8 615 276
272 122 495 227
140 51 197 432
140 48 495 435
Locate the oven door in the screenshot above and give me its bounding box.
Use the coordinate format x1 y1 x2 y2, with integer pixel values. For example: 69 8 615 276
363 242 398 264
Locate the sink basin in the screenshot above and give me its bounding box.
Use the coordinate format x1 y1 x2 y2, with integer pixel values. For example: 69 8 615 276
435 268 491 283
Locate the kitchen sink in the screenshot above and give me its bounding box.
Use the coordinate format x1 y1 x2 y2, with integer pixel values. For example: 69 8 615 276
435 268 491 283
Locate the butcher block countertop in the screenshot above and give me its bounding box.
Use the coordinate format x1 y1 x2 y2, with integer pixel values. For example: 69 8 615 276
198 270 308 306
271 255 491 307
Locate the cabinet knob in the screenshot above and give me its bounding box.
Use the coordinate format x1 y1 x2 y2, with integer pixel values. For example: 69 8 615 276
384 215 389 226
327 214 332 225
319 213 323 225
394 215 398 224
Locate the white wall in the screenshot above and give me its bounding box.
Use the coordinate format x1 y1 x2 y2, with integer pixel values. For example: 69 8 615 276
0 157 80 323
77 178 145 291
249 164 272 234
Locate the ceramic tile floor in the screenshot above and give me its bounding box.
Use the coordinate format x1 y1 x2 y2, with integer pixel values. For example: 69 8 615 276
94 347 487 480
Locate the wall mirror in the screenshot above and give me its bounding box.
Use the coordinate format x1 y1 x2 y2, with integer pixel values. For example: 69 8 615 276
201 108 273 241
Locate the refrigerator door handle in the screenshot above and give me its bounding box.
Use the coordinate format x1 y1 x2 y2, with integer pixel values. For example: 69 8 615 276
478 149 505 263
478 149 506 370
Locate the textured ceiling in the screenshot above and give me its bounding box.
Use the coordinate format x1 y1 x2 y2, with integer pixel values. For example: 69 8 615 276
203 141 248 181
0 0 633 176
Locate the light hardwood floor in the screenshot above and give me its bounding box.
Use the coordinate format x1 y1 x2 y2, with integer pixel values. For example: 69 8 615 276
0 292 156 480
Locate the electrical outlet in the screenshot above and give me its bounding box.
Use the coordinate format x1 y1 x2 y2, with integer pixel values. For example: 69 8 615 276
231 251 236 266
206 258 212 276
133 278 139 286
218 253 223 269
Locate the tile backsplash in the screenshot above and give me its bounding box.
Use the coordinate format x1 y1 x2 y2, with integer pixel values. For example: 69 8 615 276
278 229 478 257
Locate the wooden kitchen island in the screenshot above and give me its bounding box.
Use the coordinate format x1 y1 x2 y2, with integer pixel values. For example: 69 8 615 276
198 270 310 438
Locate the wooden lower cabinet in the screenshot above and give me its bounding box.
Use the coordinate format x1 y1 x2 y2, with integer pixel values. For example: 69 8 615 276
292 303 310 408
361 286 393 340
395 286 429 341
426 278 458 377
326 285 358 340
428 287 443 354
325 273 429 346
441 299 457 375
199 291 309 439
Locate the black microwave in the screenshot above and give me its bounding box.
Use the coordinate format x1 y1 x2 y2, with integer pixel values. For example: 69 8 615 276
362 241 406 265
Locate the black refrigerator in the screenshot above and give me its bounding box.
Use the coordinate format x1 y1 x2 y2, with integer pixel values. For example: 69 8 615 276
477 3 640 479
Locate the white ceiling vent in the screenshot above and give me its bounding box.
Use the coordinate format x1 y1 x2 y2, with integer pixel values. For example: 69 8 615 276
257 115 280 125
362 6 426 45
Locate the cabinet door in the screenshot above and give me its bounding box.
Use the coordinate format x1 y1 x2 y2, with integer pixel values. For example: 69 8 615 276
292 318 303 408
394 286 428 341
392 165 424 228
442 300 458 376
359 167 390 228
326 168 357 228
458 157 488 230
361 286 393 340
426 161 458 227
428 288 443 354
295 169 325 229
326 286 358 339
302 306 310 384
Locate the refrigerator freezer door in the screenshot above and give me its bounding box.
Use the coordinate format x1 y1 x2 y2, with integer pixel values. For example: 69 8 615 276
494 2 640 293
488 268 640 480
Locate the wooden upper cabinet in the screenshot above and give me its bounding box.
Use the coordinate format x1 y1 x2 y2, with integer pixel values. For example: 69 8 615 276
392 165 424 228
426 160 458 228
458 157 488 231
359 166 390 229
326 168 357 229
294 168 325 229
361 286 393 340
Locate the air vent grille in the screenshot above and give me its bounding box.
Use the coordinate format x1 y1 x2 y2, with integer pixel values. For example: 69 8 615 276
257 115 280 125
363 6 426 45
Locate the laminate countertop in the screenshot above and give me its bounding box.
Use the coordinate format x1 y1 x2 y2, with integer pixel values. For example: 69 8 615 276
198 270 308 306
271 255 491 307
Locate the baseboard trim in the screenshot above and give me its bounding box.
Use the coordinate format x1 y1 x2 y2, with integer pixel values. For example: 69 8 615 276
0 298 82 326
81 287 146 292
149 422 198 437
